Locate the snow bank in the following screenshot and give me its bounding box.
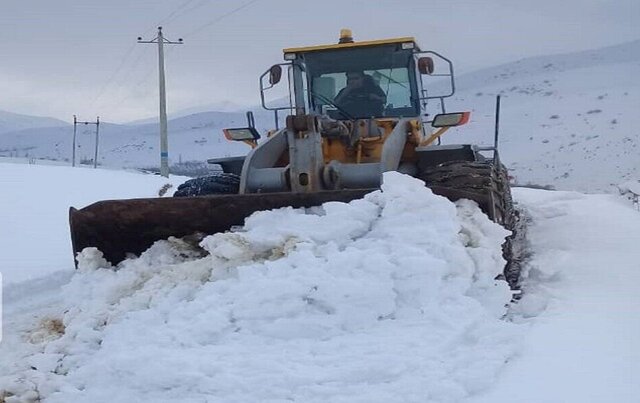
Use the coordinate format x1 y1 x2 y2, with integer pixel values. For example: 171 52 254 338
0 172 519 403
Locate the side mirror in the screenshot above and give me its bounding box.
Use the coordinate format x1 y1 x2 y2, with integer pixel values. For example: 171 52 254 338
222 127 261 141
418 57 435 75
431 112 470 128
269 65 283 85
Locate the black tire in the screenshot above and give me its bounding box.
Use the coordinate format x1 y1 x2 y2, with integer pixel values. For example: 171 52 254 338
173 172 240 197
419 161 522 290
420 161 514 225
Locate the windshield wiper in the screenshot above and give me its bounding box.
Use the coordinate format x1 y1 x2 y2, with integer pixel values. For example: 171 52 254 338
307 90 356 121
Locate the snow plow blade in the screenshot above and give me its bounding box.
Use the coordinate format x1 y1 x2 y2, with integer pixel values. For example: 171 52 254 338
69 190 372 266
69 186 499 267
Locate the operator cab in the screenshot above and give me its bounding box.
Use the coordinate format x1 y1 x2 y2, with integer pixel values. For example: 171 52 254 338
304 45 419 119
260 30 454 123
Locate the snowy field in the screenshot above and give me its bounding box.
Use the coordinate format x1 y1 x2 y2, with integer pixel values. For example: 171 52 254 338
1 163 639 402
0 162 187 284
438 40 640 192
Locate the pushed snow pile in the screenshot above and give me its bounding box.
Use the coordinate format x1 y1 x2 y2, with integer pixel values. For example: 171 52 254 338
1 173 519 403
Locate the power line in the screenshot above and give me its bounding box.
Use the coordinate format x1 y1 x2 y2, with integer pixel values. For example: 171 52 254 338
103 35 185 112
182 0 261 39
157 0 206 27
112 46 154 90
113 45 180 109
89 0 208 113
96 47 154 113
93 0 260 120
88 43 137 109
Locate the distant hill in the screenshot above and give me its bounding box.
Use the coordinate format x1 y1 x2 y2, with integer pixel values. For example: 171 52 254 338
0 109 274 172
125 101 247 125
431 39 640 192
0 110 68 134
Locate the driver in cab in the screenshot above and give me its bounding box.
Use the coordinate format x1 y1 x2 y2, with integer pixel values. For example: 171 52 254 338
333 71 386 117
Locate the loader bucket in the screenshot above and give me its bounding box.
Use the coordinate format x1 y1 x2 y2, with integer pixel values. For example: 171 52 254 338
69 190 373 267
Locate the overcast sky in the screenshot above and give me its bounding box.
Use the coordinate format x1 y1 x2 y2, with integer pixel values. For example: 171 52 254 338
0 0 637 123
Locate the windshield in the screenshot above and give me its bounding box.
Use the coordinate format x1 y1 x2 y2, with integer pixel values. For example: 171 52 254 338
302 45 418 119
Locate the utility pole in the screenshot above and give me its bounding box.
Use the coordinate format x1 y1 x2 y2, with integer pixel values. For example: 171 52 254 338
138 27 183 177
72 116 100 168
72 115 77 167
93 116 101 169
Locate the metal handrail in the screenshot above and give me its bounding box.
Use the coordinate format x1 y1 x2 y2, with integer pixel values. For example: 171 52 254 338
415 50 456 100
259 62 294 112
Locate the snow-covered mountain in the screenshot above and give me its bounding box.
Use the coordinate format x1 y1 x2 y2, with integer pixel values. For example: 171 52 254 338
125 101 248 125
438 39 640 192
0 110 68 135
1 40 638 190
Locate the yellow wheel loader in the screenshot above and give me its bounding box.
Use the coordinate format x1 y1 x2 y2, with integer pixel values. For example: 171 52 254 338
70 30 521 287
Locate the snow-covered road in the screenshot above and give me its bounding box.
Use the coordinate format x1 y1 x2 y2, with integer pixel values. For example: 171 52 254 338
473 189 640 402
1 164 639 402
